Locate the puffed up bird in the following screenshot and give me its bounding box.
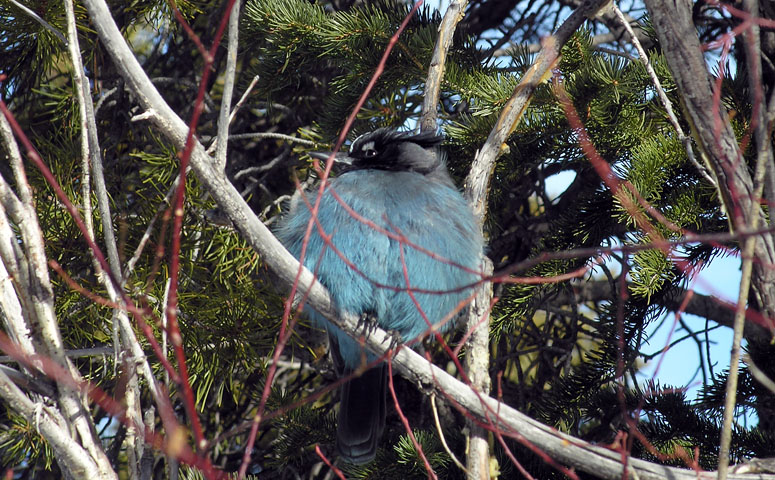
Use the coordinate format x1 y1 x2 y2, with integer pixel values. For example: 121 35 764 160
276 128 483 464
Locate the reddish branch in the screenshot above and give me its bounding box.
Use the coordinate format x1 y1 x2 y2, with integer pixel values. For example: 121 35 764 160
164 0 241 455
237 4 427 477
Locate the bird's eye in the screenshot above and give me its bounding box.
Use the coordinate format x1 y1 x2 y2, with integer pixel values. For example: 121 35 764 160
363 149 378 158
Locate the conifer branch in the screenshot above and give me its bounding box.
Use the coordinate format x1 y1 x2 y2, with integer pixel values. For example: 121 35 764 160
460 3 610 476
8 0 66 45
77 1 775 478
611 5 716 187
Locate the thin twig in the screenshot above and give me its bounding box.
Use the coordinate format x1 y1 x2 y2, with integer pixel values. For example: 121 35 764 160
612 5 717 187
742 354 775 395
205 74 260 156
388 361 438 480
226 132 317 145
431 394 468 474
229 75 260 124
719 223 758 480
123 176 178 279
718 1 771 478
9 0 67 44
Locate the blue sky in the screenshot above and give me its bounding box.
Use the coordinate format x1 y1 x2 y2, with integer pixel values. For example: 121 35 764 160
640 254 742 402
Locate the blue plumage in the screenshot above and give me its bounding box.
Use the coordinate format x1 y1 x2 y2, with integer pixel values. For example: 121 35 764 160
276 129 483 463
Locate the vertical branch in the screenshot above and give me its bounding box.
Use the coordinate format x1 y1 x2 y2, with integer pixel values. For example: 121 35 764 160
720 227 757 480
462 255 493 480
420 0 492 476
0 113 117 479
214 0 241 170
0 117 35 357
64 2 157 477
460 1 610 477
420 0 467 133
718 2 772 478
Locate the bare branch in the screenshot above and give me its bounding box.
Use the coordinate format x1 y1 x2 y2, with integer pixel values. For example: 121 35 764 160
214 0 242 170
743 354 775 395
464 0 611 219
0 369 103 479
229 75 260 125
226 132 317 145
420 0 467 132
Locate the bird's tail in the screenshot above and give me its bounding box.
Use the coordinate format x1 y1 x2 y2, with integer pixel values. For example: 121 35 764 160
336 363 387 464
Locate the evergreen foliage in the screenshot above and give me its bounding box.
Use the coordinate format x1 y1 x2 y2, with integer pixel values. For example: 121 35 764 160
0 0 773 478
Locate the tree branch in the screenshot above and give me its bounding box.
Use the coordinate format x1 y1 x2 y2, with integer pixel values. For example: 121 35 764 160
214 0 241 170
420 0 467 133
79 1 775 478
644 0 775 326
554 279 770 341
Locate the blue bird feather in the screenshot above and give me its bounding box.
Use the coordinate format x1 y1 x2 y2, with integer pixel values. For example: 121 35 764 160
276 128 483 463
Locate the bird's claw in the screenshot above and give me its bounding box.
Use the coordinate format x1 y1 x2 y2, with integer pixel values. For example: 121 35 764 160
382 329 403 353
357 312 379 337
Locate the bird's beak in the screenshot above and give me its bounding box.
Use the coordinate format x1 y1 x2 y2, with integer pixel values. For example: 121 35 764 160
309 151 353 173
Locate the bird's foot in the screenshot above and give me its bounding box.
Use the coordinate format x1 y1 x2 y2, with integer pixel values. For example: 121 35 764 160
357 312 379 337
382 329 403 354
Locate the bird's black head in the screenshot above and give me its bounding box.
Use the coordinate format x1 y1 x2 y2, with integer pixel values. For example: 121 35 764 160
343 128 445 176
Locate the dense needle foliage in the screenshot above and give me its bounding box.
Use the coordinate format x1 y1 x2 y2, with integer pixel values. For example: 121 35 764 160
0 0 773 478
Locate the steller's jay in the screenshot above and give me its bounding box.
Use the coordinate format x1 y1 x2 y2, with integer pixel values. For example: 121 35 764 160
276 128 482 464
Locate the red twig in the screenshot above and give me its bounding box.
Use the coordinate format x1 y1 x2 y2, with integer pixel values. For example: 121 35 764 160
315 445 347 480
0 331 223 478
387 360 438 479
0 98 182 385
237 3 425 475
164 0 240 457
